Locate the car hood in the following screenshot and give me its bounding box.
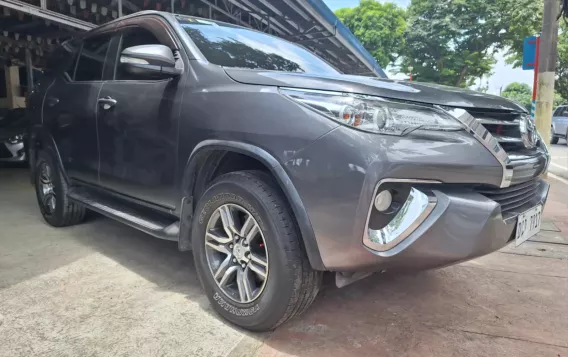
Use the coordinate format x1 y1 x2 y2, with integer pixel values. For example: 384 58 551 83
224 69 526 112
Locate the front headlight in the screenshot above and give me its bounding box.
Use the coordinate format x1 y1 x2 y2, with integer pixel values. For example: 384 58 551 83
280 88 463 136
7 134 23 144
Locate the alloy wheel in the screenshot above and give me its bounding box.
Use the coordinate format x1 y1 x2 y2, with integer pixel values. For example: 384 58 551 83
204 204 269 303
38 162 56 215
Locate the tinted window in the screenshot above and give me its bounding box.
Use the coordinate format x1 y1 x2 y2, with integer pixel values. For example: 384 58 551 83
176 16 338 74
115 28 162 81
46 41 80 79
559 107 568 116
75 35 112 81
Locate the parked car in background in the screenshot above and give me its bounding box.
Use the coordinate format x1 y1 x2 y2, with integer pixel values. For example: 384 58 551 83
0 108 28 163
28 11 550 332
551 105 568 144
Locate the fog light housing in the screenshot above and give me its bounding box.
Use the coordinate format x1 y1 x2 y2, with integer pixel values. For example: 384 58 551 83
364 187 437 251
374 190 392 212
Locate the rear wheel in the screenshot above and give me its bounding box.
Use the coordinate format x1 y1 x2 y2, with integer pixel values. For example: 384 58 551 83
35 151 86 227
192 171 322 331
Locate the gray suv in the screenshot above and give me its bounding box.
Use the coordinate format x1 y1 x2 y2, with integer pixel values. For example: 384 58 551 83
28 11 550 331
551 105 568 144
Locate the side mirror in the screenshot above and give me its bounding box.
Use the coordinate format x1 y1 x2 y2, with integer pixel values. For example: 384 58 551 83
119 44 182 77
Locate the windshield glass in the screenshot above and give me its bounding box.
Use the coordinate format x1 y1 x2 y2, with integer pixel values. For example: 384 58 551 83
176 16 339 75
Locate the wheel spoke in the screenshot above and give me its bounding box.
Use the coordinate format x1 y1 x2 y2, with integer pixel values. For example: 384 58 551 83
244 223 260 245
214 255 233 280
218 265 238 287
219 205 238 238
40 174 50 185
205 241 230 255
236 268 254 302
249 253 268 279
250 252 267 267
206 231 232 245
239 215 254 237
42 193 53 209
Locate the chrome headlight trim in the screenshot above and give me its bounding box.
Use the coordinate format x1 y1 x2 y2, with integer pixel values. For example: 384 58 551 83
363 179 439 252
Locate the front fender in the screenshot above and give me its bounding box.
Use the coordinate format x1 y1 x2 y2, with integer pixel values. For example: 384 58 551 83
179 139 326 270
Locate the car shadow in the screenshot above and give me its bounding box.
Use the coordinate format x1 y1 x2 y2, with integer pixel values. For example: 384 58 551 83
0 166 447 355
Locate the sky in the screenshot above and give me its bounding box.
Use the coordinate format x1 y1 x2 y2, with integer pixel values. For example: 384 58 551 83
322 0 534 94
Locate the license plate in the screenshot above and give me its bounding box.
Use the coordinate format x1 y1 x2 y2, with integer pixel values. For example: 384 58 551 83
515 205 542 246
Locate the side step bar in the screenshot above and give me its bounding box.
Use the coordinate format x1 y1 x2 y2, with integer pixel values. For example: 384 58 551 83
68 188 180 241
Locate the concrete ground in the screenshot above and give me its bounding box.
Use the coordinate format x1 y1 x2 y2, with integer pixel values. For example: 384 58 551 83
1 152 567 356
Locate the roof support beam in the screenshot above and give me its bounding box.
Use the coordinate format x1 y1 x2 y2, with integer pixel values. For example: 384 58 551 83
0 0 95 31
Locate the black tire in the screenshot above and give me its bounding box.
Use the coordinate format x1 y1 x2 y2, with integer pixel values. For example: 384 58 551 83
192 171 322 331
35 151 86 227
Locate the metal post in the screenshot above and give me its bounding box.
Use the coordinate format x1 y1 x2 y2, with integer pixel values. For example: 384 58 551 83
25 48 34 100
535 0 560 146
171 0 174 13
118 0 122 17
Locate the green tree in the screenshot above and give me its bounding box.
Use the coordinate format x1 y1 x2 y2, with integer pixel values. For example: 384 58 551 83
500 82 564 111
555 24 568 103
501 82 533 111
335 0 406 68
401 0 542 87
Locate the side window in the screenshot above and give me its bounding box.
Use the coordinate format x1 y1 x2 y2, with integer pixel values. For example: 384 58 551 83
45 41 80 80
75 35 112 82
115 27 162 81
561 107 568 116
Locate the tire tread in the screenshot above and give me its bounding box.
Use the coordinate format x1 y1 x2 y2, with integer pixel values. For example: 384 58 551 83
217 171 322 330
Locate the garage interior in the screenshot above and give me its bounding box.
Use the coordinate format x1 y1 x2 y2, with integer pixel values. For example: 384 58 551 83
0 0 385 113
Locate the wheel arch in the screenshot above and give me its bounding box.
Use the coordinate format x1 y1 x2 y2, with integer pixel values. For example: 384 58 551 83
179 140 325 271
29 125 67 184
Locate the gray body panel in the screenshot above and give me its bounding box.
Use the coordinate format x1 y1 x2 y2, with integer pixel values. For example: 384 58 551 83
30 11 549 274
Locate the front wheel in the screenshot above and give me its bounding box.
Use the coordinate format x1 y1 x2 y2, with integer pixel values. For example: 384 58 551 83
34 151 86 227
192 171 322 331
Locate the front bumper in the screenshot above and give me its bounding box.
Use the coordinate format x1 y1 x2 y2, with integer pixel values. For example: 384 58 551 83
0 141 26 162
357 178 549 273
284 126 549 272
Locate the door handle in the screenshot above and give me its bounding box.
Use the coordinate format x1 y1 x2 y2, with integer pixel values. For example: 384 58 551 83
46 97 59 107
98 96 117 110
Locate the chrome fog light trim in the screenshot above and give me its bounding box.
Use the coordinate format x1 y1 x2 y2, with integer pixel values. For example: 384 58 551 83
364 188 437 251
363 179 440 252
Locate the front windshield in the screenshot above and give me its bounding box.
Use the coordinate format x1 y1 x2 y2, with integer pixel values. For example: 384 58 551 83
176 16 339 75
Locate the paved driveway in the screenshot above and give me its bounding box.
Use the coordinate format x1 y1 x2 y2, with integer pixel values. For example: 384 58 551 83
0 167 567 357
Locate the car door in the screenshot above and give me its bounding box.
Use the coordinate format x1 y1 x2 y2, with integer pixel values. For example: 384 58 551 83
43 34 113 184
96 22 182 208
558 107 568 136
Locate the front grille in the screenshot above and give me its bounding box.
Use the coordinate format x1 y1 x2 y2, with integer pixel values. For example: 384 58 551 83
476 178 539 216
465 108 531 155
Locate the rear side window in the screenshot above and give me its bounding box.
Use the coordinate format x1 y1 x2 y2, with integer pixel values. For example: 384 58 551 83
556 107 568 116
75 35 112 81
